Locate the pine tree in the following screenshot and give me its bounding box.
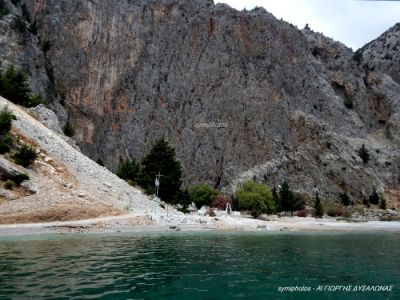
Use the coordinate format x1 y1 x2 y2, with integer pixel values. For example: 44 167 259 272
140 139 182 203
358 144 370 164
0 65 31 106
116 159 140 185
314 193 323 218
279 181 295 214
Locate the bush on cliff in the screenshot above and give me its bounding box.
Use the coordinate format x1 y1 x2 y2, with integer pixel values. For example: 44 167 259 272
0 107 16 135
358 144 370 164
13 144 37 167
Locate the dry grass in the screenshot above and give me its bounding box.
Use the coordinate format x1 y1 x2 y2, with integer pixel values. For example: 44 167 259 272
0 202 124 224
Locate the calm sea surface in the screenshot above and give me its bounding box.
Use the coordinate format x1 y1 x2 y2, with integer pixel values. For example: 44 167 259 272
0 231 399 299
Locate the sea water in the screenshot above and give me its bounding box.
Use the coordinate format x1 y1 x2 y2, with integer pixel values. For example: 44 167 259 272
0 231 399 299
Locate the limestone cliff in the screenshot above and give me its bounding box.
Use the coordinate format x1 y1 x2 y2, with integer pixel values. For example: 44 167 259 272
2 0 399 204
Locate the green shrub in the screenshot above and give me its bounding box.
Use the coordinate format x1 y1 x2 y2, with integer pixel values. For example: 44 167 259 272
188 183 218 209
344 99 354 109
327 209 336 217
11 16 27 33
235 181 275 217
13 144 37 167
4 179 15 190
171 188 192 208
0 0 10 17
116 159 140 185
21 4 30 23
63 119 74 137
0 107 16 135
29 95 47 107
339 192 351 206
177 206 189 214
0 134 13 154
29 21 37 35
7 172 29 185
358 144 370 164
42 40 51 53
368 188 380 205
380 197 387 209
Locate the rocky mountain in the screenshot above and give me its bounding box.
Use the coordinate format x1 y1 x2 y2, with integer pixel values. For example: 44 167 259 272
357 23 400 85
1 0 399 205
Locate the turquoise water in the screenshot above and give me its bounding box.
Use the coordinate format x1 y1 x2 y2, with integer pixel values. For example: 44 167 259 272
0 231 399 299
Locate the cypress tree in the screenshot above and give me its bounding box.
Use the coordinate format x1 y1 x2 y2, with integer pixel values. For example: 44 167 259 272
140 139 182 203
279 181 295 214
379 196 387 210
314 193 323 218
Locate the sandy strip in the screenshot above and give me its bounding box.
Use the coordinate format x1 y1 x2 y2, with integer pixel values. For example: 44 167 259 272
0 214 400 236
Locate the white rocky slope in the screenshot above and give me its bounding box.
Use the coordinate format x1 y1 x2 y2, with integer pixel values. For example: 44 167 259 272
0 96 153 223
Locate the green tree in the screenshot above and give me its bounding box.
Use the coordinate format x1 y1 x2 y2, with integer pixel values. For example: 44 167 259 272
0 65 45 107
0 107 16 154
140 139 182 202
0 65 31 105
116 159 140 185
379 196 387 210
235 181 275 218
172 188 192 208
272 187 280 211
188 183 218 209
358 144 370 164
63 119 74 137
339 192 351 206
368 188 380 205
0 107 16 135
279 181 295 214
313 193 323 218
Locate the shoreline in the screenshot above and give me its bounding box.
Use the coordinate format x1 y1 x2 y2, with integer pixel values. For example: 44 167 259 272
0 214 400 237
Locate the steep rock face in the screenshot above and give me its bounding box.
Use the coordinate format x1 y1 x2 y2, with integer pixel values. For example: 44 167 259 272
20 0 400 202
0 0 67 124
0 0 48 96
358 23 400 84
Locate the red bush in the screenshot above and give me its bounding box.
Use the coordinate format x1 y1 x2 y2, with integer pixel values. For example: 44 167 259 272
296 209 307 217
211 195 232 210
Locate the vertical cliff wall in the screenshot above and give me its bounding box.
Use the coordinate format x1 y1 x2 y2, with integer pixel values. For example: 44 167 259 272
4 0 397 202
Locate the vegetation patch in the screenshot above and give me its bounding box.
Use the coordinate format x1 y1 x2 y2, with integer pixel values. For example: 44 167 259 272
0 65 47 107
13 144 37 167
